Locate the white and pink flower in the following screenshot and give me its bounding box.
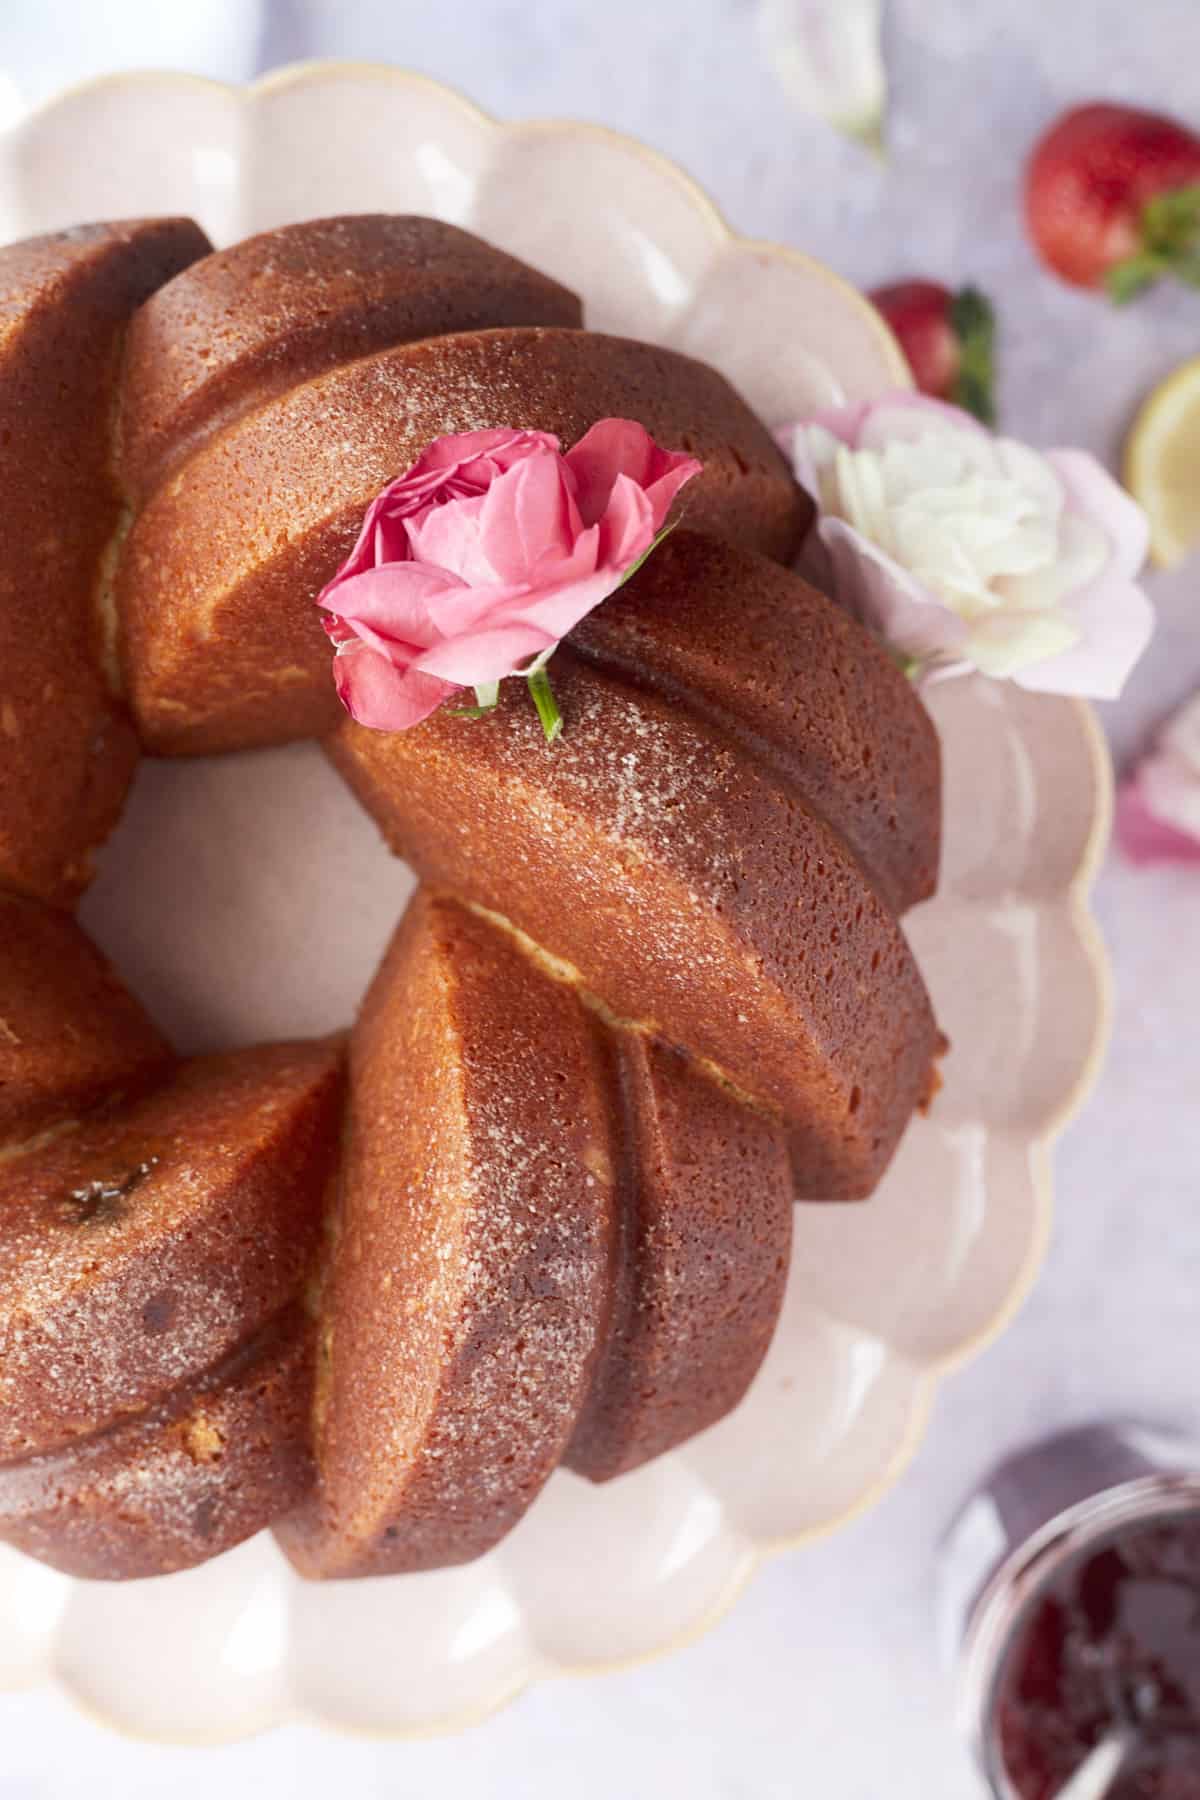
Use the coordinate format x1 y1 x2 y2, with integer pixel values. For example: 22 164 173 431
318 420 700 735
780 393 1154 700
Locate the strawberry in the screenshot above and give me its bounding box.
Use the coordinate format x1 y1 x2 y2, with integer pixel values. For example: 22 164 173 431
869 280 997 424
1026 102 1200 301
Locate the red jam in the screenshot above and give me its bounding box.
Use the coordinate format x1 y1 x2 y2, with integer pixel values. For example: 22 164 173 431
997 1514 1200 1798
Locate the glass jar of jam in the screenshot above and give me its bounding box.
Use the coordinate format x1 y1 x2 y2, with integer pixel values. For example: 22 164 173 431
940 1423 1200 1798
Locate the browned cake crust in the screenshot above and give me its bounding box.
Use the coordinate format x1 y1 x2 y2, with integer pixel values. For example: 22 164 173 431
570 530 941 916
0 217 211 902
0 1039 342 1463
0 212 945 1582
328 540 940 1200
278 893 620 1579
279 890 796 1579
117 327 808 753
0 895 171 1146
565 1033 793 1482
119 214 584 502
0 1303 314 1579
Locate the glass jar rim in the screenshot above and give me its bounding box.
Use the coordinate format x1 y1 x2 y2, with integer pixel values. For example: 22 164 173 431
959 1474 1200 1798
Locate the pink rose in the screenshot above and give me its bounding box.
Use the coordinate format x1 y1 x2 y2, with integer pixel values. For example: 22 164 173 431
318 420 701 731
779 393 1154 700
1118 691 1200 866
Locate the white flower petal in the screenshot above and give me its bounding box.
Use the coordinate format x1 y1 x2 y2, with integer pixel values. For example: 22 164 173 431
784 396 1154 700
995 438 1066 516
802 424 841 471
1049 449 1151 577
965 609 1081 679
994 561 1070 614
819 517 968 662
1013 574 1154 701
1053 513 1109 594
757 0 886 142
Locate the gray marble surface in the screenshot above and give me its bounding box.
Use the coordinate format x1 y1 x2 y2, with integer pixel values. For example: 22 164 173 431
1 1 1198 1793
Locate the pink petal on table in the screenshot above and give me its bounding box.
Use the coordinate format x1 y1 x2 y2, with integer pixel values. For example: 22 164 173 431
1116 776 1200 865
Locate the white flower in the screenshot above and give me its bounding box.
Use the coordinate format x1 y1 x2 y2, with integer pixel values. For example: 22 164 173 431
782 394 1154 699
757 0 886 150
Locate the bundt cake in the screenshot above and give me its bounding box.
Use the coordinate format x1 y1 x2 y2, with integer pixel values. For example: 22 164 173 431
0 211 942 1582
0 894 170 1142
0 218 208 902
277 891 793 1578
0 1037 342 1578
330 527 938 1201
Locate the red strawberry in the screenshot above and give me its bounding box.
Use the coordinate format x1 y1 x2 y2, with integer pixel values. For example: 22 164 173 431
1026 102 1200 300
869 280 997 424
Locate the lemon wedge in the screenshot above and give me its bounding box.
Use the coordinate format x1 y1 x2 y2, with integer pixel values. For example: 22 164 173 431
1124 355 1200 568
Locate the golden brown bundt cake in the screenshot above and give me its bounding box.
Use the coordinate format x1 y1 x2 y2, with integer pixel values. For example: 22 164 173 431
563 1029 794 1484
0 1304 314 1580
0 217 210 902
277 892 620 1578
0 1040 343 1577
119 214 584 502
0 210 944 1584
117 324 808 753
329 531 940 1201
0 895 170 1144
110 217 935 1192
277 891 793 1579
569 529 941 917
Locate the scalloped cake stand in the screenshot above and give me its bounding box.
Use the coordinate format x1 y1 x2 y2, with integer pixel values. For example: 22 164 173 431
0 63 1111 1742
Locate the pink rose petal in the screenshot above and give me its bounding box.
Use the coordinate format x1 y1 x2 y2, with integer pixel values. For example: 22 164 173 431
1117 776 1200 865
333 644 457 731
417 622 559 686
322 560 464 641
317 420 701 731
476 451 580 583
404 492 496 587
595 473 655 570
566 418 697 529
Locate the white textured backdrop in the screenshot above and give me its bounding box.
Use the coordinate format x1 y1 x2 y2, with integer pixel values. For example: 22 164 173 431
1 2 1199 1795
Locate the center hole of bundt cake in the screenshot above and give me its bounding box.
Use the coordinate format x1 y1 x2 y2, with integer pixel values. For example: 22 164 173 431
79 742 414 1052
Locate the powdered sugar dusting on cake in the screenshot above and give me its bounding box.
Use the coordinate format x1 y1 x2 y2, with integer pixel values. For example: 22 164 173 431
0 1045 339 1466
0 1309 313 1577
286 894 617 1575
